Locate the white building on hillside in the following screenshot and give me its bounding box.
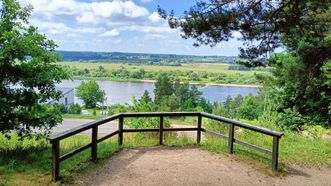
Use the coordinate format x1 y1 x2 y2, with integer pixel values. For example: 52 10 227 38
48 87 75 107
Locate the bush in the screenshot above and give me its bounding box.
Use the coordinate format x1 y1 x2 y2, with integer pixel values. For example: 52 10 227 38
68 104 82 114
108 104 128 115
304 125 330 138
238 94 259 120
55 104 67 114
276 108 305 131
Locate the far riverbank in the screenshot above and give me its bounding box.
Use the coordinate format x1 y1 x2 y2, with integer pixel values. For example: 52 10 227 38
71 76 261 88
140 79 261 88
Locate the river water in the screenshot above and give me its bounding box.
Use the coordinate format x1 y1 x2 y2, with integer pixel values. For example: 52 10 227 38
57 80 258 105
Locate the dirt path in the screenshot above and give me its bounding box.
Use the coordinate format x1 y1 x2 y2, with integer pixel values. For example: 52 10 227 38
77 147 331 186
170 124 205 141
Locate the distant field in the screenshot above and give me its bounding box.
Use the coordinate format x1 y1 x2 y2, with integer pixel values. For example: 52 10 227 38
59 62 266 75
58 61 271 85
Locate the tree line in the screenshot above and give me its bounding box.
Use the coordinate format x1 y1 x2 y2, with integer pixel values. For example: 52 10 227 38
66 65 260 85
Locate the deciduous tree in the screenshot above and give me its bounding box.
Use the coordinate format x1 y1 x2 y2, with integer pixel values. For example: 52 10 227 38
0 0 69 138
76 81 105 109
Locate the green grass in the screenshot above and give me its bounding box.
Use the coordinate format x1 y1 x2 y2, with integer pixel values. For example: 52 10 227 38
63 114 103 120
201 116 331 174
59 62 269 85
63 109 108 120
0 133 196 185
60 62 233 73
0 134 119 186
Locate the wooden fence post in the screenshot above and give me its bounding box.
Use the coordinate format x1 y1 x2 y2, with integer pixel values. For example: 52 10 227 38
272 136 280 171
118 117 123 146
228 123 235 153
91 126 98 161
51 140 60 181
197 115 202 144
159 116 164 145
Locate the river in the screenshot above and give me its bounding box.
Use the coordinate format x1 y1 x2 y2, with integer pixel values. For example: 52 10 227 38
57 80 258 105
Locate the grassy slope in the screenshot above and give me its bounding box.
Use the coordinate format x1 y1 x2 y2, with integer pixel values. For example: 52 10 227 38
201 117 331 173
0 135 118 185
0 133 195 186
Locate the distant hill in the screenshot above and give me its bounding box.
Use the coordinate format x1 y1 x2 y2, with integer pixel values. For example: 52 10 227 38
57 50 237 64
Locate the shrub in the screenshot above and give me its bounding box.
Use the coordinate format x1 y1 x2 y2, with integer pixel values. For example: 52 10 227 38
238 94 259 120
108 104 128 115
68 104 82 114
55 104 67 114
276 108 305 131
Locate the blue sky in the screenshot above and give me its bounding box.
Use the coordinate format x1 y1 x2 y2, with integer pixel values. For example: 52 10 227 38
19 0 242 56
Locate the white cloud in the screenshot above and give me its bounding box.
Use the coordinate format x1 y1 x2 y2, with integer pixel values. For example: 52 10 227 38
23 0 174 40
76 12 97 24
21 0 149 25
31 19 102 34
232 31 242 38
148 12 163 23
140 26 174 34
40 22 70 34
22 0 80 19
99 29 120 37
78 1 149 24
18 0 240 55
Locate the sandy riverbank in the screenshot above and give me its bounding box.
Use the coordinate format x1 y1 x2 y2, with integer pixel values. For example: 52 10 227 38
140 79 261 88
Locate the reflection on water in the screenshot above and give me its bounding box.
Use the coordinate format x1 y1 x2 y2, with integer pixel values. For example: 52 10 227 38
57 80 258 105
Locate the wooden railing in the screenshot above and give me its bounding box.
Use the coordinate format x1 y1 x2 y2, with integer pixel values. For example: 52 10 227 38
48 112 284 181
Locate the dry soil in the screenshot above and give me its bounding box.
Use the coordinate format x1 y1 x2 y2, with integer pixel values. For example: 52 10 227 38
77 146 331 186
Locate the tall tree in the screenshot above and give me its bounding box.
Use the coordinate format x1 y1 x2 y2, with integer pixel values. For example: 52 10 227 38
159 0 330 67
139 90 152 103
159 0 331 126
76 81 105 109
188 85 203 107
154 73 174 104
174 80 190 108
0 0 69 138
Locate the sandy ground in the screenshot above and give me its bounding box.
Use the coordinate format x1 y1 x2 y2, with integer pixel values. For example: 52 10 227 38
140 79 260 88
170 124 205 141
77 147 331 186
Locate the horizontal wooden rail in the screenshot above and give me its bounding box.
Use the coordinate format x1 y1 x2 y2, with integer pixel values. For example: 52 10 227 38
200 112 283 137
202 128 228 140
97 131 119 143
123 128 198 133
48 112 283 181
49 114 121 142
120 112 200 117
202 128 272 155
60 143 92 162
234 139 272 155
